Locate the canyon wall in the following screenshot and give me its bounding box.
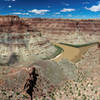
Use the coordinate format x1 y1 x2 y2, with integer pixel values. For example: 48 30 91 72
22 18 100 43
0 15 100 44
23 18 100 35
0 15 57 65
0 15 100 35
0 15 38 33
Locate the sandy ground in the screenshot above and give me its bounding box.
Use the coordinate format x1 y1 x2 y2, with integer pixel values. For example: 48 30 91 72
52 43 94 63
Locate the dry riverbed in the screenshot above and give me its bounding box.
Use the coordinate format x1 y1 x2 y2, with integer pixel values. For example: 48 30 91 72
52 43 97 63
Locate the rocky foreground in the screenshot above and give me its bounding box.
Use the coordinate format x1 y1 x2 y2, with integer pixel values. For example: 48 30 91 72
0 15 100 100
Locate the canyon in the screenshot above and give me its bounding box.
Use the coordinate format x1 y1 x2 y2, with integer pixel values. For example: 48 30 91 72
24 18 100 43
0 15 100 42
0 15 100 100
24 18 100 35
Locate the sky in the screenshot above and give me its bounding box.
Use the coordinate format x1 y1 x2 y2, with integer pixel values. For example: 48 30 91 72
0 0 100 19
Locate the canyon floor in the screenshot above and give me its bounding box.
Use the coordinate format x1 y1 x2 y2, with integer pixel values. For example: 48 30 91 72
0 16 100 100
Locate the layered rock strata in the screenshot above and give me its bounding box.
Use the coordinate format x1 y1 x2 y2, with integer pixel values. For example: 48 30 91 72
0 15 38 33
0 15 100 43
0 15 57 66
24 18 100 43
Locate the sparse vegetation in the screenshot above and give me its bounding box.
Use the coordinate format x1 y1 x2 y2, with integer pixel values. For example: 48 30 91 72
43 44 64 60
60 42 99 48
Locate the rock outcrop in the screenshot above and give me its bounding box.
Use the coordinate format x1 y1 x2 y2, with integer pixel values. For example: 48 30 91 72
0 59 78 99
0 15 37 33
0 15 58 66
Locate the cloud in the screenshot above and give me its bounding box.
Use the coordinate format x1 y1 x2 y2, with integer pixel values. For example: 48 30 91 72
67 14 72 17
61 8 75 12
55 8 75 15
48 6 51 8
4 0 16 1
85 3 100 12
12 12 29 15
29 9 50 14
8 5 12 8
55 12 60 15
83 2 90 4
62 2 69 6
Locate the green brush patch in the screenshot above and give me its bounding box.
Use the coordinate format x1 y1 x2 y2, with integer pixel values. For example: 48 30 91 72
43 45 64 60
59 42 99 48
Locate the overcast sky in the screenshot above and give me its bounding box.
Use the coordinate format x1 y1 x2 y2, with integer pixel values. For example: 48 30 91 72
0 0 100 19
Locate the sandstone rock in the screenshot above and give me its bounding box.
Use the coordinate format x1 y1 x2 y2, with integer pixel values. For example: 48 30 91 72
23 18 100 35
0 15 100 36
0 15 38 33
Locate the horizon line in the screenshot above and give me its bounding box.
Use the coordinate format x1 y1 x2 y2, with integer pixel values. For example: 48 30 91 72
0 15 100 20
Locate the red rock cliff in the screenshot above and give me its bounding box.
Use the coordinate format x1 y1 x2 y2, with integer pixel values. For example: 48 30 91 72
23 18 100 35
0 15 100 35
0 15 37 33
